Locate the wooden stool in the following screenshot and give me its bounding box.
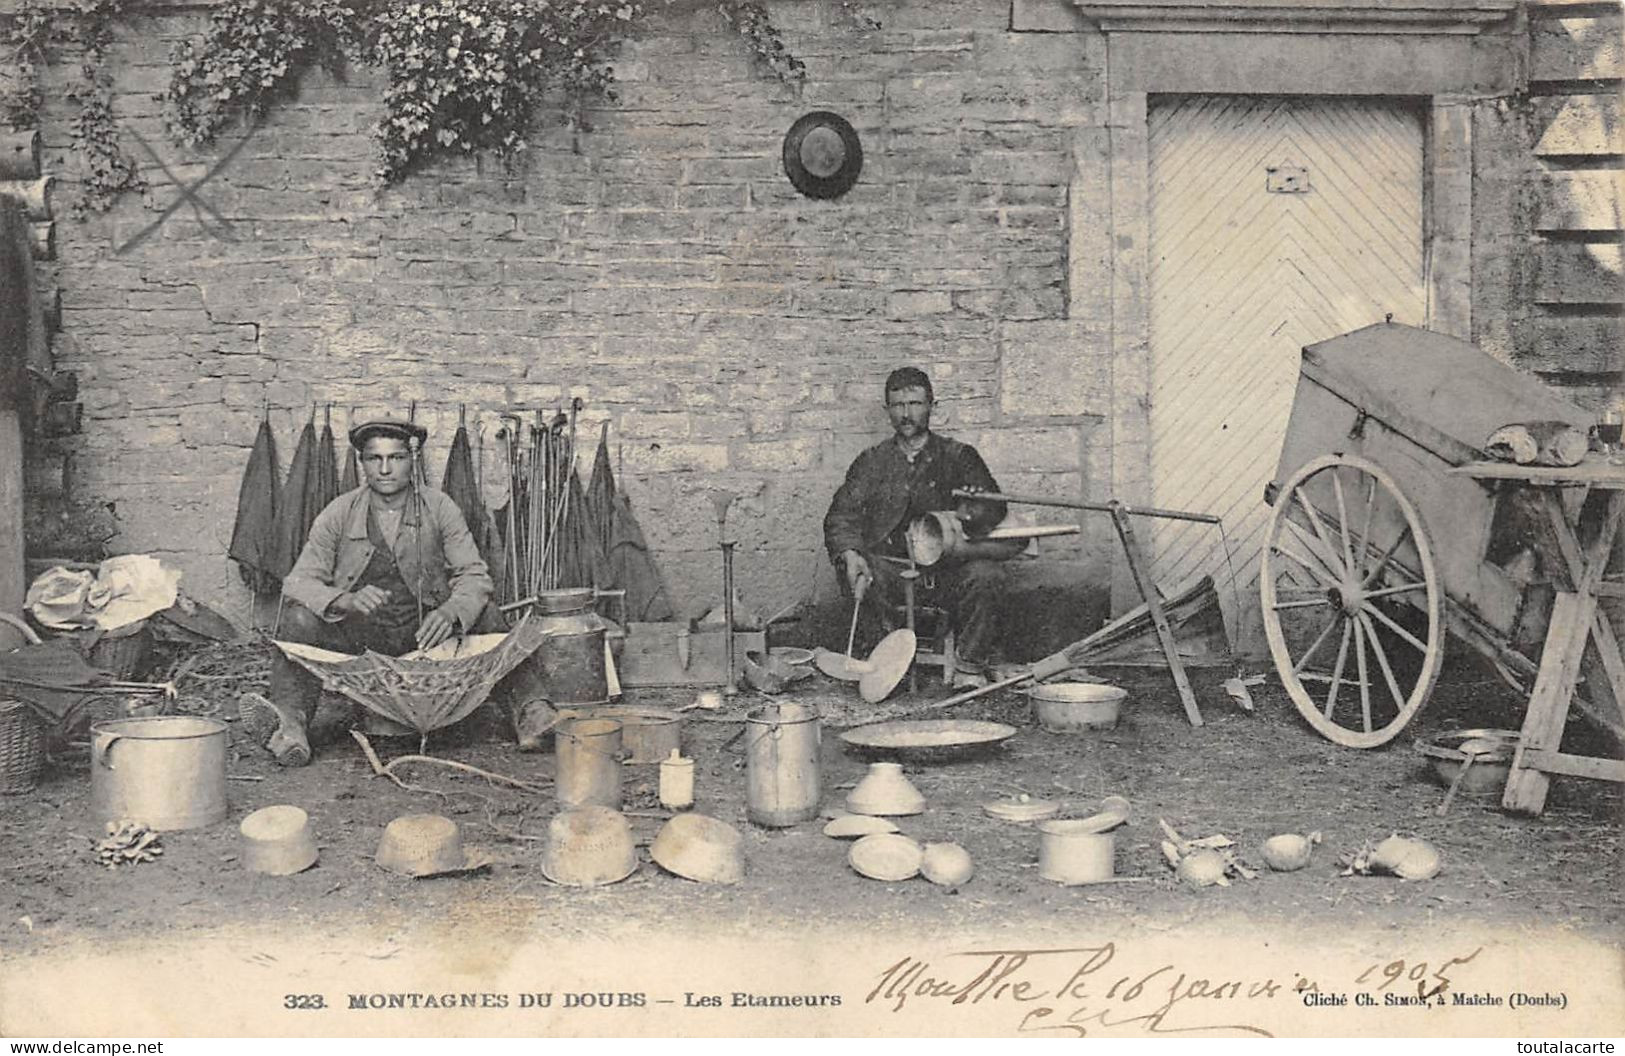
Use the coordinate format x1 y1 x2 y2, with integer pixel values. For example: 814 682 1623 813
895 566 956 692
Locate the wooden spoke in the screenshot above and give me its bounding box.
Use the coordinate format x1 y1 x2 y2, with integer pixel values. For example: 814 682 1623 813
1356 473 1377 579
1352 615 1373 734
1362 601 1428 653
1357 610 1407 714
1260 454 1443 749
1332 468 1356 577
1292 486 1342 564
1323 617 1353 721
1274 541 1341 590
1365 581 1428 600
1361 522 1414 589
1292 614 1342 675
1280 519 1344 583
1272 597 1331 611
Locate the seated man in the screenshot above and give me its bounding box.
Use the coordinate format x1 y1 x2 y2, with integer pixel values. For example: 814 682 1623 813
241 419 493 766
823 367 1017 688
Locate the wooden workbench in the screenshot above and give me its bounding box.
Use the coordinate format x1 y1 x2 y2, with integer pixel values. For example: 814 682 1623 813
1450 458 1625 814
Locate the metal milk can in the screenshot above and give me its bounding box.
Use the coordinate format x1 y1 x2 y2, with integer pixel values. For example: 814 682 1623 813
743 701 821 828
534 588 610 706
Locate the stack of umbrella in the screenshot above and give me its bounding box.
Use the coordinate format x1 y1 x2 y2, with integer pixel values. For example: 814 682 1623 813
440 406 508 605
228 404 341 596
488 407 674 623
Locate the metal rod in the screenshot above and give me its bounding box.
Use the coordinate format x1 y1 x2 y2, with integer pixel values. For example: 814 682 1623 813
952 488 1220 525
722 541 738 696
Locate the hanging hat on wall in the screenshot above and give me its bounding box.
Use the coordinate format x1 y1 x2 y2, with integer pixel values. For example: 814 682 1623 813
782 111 863 200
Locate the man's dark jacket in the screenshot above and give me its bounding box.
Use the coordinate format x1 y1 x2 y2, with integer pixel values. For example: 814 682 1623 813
823 431 1006 564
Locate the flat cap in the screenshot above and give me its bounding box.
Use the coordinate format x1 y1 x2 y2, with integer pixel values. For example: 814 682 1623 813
349 419 428 450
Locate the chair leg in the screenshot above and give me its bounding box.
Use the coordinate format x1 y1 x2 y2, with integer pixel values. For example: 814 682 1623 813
941 630 956 682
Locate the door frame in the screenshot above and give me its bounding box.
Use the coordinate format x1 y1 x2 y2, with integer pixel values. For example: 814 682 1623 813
1072 0 1522 625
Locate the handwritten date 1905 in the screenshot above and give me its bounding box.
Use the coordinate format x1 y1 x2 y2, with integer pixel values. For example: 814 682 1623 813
867 943 1487 1038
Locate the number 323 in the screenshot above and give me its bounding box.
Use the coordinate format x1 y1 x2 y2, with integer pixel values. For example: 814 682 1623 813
284 994 326 1010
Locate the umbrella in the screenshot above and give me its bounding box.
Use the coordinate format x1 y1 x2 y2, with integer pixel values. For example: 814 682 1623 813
0 639 169 730
608 490 675 622
340 408 359 492
272 615 548 737
314 407 340 517
442 415 508 605
227 413 282 595
556 468 611 590
268 413 322 581
585 422 616 565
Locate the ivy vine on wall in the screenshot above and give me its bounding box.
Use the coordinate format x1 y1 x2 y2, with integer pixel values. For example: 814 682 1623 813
1 0 143 214
167 0 812 186
1 0 817 207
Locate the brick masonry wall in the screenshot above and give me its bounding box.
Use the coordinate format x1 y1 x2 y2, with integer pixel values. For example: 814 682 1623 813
22 0 1111 630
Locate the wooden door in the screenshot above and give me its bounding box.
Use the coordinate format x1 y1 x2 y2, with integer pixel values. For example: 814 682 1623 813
1147 94 1427 642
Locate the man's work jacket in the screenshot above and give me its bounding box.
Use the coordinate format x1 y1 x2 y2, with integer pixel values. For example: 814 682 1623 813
282 486 493 631
823 431 1006 565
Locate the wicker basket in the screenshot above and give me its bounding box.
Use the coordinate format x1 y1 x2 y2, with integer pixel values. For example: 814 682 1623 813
89 619 153 680
0 700 46 795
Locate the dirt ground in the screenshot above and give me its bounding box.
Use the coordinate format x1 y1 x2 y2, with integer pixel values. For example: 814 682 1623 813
3 630 1620 964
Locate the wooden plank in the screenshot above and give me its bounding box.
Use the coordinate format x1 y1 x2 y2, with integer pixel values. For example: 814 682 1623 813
1521 747 1625 782
1537 241 1624 302
0 412 23 652
1504 591 1599 813
1530 316 1625 373
1530 16 1624 81
1534 95 1623 158
1110 505 1203 726
1532 170 1624 233
1451 459 1625 487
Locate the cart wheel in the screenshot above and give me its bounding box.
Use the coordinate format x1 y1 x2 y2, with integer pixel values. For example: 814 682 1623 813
1260 454 1444 748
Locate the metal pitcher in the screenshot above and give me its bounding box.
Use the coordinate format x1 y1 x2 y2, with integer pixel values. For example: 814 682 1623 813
743 702 821 828
90 716 228 831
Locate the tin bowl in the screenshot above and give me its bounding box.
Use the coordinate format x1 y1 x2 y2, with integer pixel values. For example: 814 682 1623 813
1414 728 1520 795
1027 682 1126 732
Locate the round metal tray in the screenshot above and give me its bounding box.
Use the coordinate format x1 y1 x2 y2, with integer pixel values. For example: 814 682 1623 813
839 719 1018 762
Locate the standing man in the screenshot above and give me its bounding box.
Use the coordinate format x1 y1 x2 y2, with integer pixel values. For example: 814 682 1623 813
823 367 1018 688
241 419 493 766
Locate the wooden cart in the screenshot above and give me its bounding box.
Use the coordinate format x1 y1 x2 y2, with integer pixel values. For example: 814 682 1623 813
1260 323 1622 813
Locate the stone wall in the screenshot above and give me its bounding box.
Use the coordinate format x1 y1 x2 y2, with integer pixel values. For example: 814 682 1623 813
23 0 1111 631
10 0 1617 646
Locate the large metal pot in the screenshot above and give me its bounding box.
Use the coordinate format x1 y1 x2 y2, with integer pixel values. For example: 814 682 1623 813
90 716 228 830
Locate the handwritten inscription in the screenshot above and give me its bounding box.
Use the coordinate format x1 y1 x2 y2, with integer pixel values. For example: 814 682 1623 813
866 944 1489 1037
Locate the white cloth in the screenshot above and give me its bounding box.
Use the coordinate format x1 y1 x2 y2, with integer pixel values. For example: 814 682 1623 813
25 555 181 631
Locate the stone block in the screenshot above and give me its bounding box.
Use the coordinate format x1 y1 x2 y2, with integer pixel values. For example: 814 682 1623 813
999 320 1110 418
888 290 953 318
974 425 1082 473
733 436 823 472
620 441 730 474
